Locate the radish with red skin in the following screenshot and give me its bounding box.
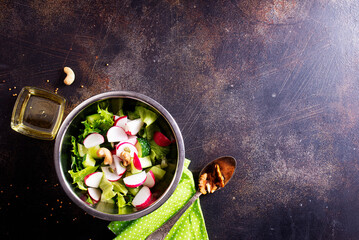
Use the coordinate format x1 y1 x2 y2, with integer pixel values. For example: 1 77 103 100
113 115 120 122
84 172 103 188
143 170 155 188
133 153 142 171
107 126 128 142
153 131 171 147
88 187 101 203
83 133 104 148
111 155 126 175
127 135 138 145
101 166 122 182
123 171 147 188
116 142 138 157
125 118 144 135
114 116 127 128
132 186 152 209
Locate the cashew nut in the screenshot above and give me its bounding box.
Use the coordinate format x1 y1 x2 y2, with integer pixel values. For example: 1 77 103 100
97 148 113 165
63 66 75 85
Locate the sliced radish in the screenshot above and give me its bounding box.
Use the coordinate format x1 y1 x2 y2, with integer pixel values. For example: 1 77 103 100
88 187 101 203
84 172 103 188
123 171 147 188
133 153 142 171
125 118 144 135
116 142 138 157
101 166 122 182
132 186 152 209
143 170 155 188
153 131 171 147
83 133 104 148
114 115 127 129
113 115 120 122
127 135 138 145
112 155 127 175
107 126 128 142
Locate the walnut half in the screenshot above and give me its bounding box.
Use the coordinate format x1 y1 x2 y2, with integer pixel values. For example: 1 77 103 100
199 173 208 195
119 151 131 166
198 164 225 194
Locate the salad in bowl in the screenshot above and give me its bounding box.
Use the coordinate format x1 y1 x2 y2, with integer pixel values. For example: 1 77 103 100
54 92 184 220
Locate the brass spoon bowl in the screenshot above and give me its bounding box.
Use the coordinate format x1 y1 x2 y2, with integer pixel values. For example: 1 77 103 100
147 156 237 240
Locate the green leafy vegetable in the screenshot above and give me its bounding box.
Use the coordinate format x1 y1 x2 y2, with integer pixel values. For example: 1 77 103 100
97 105 114 132
135 106 158 126
149 140 170 163
71 136 83 172
79 120 101 142
112 182 128 196
99 176 116 201
68 166 97 190
78 105 114 141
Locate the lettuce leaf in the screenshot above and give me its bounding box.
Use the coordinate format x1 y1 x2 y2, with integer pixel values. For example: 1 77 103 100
149 140 170 163
70 136 84 172
78 105 114 141
135 106 158 126
68 166 97 190
97 105 114 132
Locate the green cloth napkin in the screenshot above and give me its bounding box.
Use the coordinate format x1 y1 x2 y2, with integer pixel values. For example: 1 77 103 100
108 159 209 240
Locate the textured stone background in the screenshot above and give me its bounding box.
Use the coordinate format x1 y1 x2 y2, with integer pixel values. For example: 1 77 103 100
1 0 359 239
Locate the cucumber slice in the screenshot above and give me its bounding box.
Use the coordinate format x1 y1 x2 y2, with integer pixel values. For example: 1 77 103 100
77 143 88 157
86 113 101 124
135 138 151 157
149 166 166 181
139 156 152 169
82 154 96 168
128 186 140 196
88 145 101 159
160 158 168 168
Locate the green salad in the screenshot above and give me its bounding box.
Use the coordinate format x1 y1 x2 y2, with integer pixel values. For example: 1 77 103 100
68 100 176 214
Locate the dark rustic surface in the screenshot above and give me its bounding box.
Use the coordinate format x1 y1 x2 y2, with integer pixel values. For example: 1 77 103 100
1 0 359 239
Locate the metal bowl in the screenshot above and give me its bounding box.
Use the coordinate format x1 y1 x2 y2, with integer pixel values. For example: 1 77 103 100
54 91 185 221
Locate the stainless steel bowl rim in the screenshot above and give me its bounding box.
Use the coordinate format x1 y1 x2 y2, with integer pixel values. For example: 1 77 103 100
54 91 185 221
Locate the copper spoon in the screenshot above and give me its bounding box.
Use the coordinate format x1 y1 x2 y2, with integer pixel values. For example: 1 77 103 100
146 156 237 240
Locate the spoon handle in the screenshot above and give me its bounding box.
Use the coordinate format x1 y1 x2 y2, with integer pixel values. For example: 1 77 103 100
146 191 202 240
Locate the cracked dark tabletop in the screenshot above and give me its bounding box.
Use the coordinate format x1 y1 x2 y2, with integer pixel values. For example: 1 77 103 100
1 0 359 239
